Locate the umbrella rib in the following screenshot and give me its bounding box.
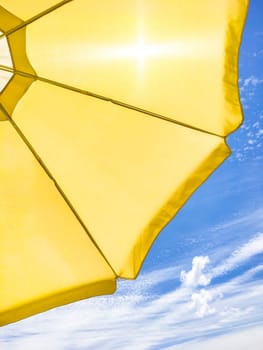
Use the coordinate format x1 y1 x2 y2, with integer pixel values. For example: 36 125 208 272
0 64 223 139
0 0 73 39
0 103 118 279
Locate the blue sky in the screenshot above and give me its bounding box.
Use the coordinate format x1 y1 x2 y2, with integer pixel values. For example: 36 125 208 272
1 1 263 349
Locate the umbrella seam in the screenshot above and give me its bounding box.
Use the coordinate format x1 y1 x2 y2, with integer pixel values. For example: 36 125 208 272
0 103 118 279
0 64 224 139
0 0 73 39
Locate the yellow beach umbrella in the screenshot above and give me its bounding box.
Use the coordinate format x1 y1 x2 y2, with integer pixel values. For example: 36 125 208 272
0 0 248 325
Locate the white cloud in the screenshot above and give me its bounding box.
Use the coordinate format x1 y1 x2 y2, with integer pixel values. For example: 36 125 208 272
212 232 263 278
190 289 216 317
1 271 263 350
170 326 263 350
180 256 211 288
243 75 263 87
229 102 263 161
1 214 263 349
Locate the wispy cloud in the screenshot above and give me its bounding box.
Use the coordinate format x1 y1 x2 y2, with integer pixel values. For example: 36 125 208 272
170 326 263 350
1 228 263 350
229 109 263 161
212 232 263 277
242 75 263 87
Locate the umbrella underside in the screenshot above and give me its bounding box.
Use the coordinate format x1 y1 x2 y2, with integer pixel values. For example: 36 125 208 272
0 0 248 325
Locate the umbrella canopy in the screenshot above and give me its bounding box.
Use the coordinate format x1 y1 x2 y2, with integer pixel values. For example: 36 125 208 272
0 0 248 325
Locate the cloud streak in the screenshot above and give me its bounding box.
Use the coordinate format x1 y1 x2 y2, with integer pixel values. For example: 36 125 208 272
242 75 263 87
212 232 263 277
1 229 263 350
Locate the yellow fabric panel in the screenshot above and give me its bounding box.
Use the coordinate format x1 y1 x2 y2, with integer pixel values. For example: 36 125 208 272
0 74 35 120
24 0 248 136
0 0 68 21
0 5 21 32
0 121 116 326
8 29 36 74
13 81 230 278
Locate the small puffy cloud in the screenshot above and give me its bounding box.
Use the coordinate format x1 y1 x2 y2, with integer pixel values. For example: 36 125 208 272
190 289 216 317
180 256 211 288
